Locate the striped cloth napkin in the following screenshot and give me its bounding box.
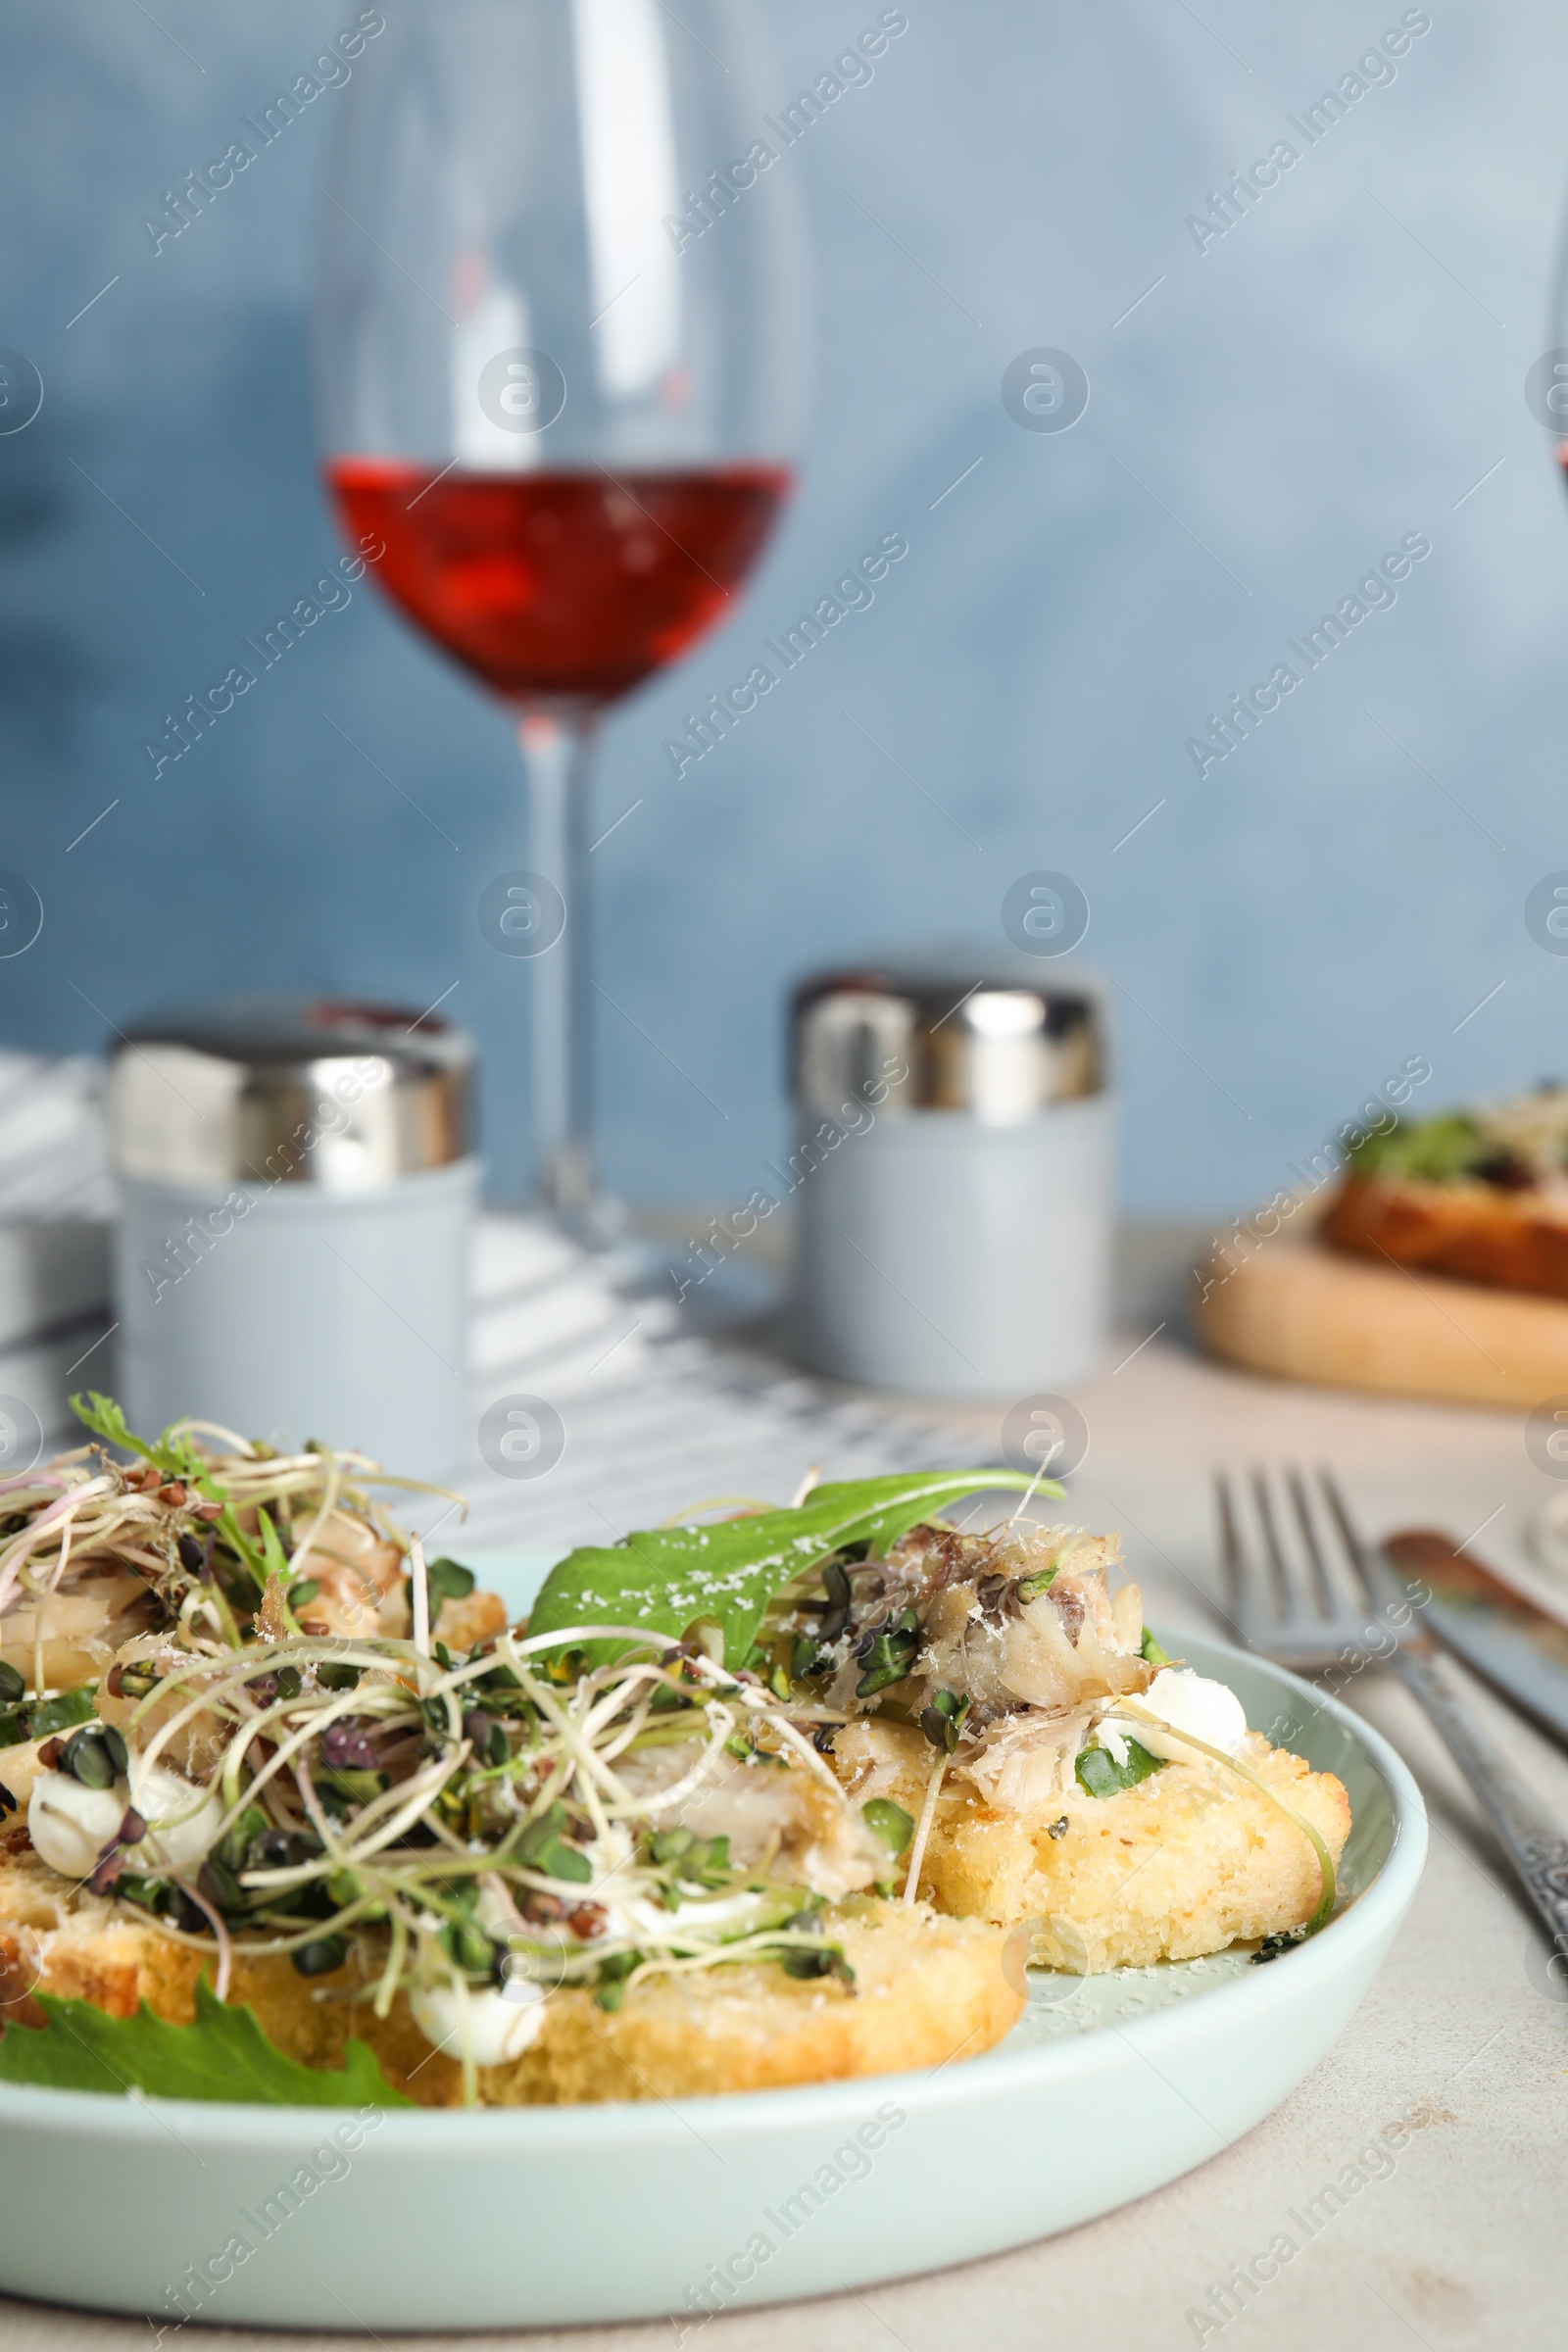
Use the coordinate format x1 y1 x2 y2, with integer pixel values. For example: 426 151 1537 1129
0 1054 994 1554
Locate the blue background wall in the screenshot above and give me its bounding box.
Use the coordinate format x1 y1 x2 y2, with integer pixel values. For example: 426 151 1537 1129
1 0 1565 1213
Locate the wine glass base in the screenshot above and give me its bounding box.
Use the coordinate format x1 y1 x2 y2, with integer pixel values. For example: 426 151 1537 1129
541 1140 596 1217
540 1164 627 1252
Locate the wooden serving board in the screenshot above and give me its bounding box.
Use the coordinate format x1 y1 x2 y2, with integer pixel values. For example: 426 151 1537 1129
1195 1231 1568 1407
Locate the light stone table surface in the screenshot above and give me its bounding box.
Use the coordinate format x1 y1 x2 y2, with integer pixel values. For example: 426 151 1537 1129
5 1285 1567 2351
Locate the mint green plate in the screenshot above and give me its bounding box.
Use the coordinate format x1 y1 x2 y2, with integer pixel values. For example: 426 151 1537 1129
0 1594 1425 2332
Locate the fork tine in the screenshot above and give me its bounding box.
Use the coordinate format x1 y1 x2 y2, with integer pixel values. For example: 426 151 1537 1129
1288 1467 1353 1618
1251 1468 1295 1618
1316 1469 1373 1609
1317 1468 1412 1662
1219 1465 1381 1669
1286 1467 1335 1619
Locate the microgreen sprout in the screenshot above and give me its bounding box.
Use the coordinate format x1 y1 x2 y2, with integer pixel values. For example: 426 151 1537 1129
78 1610 870 2102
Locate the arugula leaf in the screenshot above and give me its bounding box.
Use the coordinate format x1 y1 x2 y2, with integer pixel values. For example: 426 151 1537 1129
0 1977 412 2106
527 1469 1057 1669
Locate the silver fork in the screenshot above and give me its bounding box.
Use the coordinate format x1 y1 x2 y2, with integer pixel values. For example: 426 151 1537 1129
1219 1466 1568 1966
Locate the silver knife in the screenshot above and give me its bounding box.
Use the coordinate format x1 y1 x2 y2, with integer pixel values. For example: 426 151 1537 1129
1383 1526 1568 1751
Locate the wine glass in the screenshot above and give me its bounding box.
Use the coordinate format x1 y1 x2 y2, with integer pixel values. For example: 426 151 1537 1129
1537 201 1568 495
316 0 806 1217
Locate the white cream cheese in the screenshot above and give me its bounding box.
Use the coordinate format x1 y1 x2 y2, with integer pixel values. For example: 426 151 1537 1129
27 1772 124 1878
1099 1667 1248 1767
128 1763 224 1873
29 1759 224 1880
596 1885 770 1944
411 1980 549 2066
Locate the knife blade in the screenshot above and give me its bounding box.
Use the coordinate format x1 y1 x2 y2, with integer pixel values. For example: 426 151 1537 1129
1382 1526 1568 1750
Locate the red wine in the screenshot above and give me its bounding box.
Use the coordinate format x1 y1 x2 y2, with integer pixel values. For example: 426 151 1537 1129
325 461 791 710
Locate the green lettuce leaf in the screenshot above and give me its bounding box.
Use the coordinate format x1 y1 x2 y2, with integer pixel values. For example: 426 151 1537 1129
528 1469 1058 1668
0 1978 413 2106
1344 1111 1484 1184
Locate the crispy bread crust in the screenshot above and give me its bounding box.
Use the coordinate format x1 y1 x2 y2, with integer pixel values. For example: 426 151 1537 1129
359 1905 1022 2105
0 1837 361 2066
0 1838 1021 2105
1323 1171 1568 1298
832 1722 1351 1972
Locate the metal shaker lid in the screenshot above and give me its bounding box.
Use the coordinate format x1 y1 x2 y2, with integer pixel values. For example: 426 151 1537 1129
107 996 474 1189
791 961 1105 1125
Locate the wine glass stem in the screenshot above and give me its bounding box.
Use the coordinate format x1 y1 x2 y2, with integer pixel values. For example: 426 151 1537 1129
517 710 597 1214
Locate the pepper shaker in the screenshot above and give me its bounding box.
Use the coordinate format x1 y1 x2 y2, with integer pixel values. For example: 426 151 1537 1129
788 962 1113 1395
109 997 477 1475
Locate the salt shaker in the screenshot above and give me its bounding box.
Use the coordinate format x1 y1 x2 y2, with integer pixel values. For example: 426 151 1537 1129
788 963 1112 1395
109 997 477 1475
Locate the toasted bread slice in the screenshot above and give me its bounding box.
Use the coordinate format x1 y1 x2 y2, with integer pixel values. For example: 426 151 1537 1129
0 1840 361 2070
360 1901 1022 2106
0 1841 1021 2105
1324 1170 1568 1299
832 1720 1350 1972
